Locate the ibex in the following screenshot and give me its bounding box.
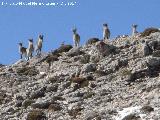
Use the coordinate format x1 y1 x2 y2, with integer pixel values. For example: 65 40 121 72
103 23 110 40
27 39 34 60
18 43 27 59
36 34 43 56
72 27 80 47
132 24 138 36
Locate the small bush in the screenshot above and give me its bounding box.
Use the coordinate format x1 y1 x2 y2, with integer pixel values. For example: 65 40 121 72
86 38 100 45
80 80 89 88
0 96 4 105
83 91 95 99
140 27 160 37
0 91 6 105
48 76 59 84
51 96 65 101
68 106 83 118
95 70 107 76
70 77 89 88
0 64 4 67
26 110 47 120
53 45 73 54
16 66 39 76
121 69 131 76
45 54 59 66
80 54 90 64
22 99 35 109
48 103 62 111
71 77 86 84
141 106 154 113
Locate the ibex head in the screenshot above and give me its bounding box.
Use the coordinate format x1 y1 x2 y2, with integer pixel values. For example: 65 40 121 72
18 42 23 46
103 23 108 27
39 34 44 40
132 24 138 28
72 27 77 33
28 39 33 43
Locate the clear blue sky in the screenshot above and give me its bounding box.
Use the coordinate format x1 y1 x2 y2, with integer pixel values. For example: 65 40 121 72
0 0 160 64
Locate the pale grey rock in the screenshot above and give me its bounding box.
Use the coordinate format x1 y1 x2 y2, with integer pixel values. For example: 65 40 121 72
81 63 96 74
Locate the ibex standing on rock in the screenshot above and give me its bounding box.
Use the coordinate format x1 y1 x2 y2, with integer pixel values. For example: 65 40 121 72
132 24 138 36
72 27 80 47
103 23 110 40
27 39 34 60
18 43 27 59
36 34 43 56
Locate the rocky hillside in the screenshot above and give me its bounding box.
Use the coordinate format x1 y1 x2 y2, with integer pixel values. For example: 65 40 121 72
0 29 160 120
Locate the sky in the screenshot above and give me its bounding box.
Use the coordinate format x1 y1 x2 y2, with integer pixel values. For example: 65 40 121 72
0 0 160 64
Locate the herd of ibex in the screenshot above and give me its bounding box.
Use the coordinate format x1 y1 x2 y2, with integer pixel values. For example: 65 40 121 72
19 24 139 60
18 35 43 60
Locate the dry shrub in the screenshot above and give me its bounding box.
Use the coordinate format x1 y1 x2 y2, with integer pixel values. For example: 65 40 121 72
26 109 46 120
16 66 39 76
86 38 100 45
140 27 160 37
71 77 89 88
53 45 73 54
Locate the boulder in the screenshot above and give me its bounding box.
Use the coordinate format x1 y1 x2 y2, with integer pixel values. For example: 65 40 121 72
122 114 141 120
152 50 160 57
96 41 117 57
15 100 23 107
146 57 160 67
140 105 154 113
31 101 50 109
81 63 96 73
67 47 84 57
30 89 45 99
142 42 153 56
46 84 58 92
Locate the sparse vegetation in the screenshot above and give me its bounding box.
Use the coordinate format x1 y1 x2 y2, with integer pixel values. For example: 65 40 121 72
51 96 65 101
68 106 83 118
0 96 4 105
0 64 4 68
26 110 46 120
80 80 89 88
95 70 107 76
86 38 100 45
124 40 130 46
16 66 39 76
121 68 132 76
45 54 59 66
141 106 154 113
48 103 62 111
71 77 87 84
0 91 6 105
80 54 90 64
53 44 73 54
83 91 95 99
22 99 35 109
71 77 89 88
48 76 59 83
